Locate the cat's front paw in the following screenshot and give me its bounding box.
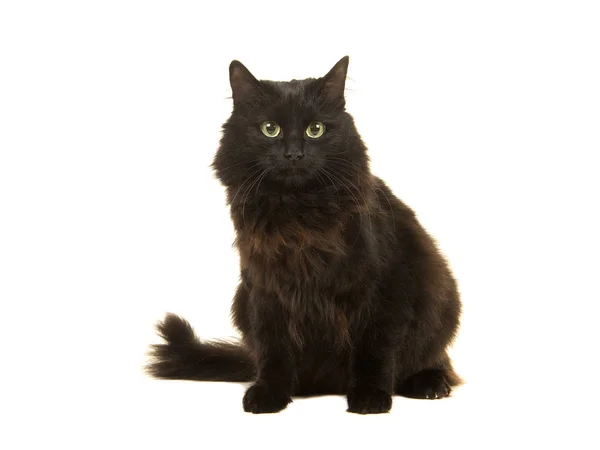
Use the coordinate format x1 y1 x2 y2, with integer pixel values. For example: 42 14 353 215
347 387 392 414
243 382 292 414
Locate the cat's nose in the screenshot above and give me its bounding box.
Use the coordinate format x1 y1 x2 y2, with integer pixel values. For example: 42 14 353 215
284 148 304 160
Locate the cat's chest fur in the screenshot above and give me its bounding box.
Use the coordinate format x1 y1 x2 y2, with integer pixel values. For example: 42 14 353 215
232 192 352 292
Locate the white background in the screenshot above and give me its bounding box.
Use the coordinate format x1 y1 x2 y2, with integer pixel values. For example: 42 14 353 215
1 1 599 448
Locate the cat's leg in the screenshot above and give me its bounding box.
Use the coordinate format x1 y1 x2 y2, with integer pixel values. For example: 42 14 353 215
347 319 396 414
231 281 251 335
242 289 295 414
396 355 462 399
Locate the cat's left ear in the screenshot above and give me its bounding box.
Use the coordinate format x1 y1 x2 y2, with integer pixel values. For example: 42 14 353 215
229 60 261 105
321 56 349 101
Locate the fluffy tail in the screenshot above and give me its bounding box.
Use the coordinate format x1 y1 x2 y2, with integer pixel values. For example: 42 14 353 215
145 313 255 382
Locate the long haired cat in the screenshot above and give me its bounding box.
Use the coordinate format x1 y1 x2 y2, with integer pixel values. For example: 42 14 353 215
146 56 462 414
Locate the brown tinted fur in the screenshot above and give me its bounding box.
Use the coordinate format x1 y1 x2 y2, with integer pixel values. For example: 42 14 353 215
146 57 462 414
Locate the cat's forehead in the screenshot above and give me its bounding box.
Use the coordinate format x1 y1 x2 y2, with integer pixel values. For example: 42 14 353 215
256 78 327 119
265 78 318 99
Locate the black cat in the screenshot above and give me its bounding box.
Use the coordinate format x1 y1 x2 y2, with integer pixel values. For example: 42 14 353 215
147 56 462 414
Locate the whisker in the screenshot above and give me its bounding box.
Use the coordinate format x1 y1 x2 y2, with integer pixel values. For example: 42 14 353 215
241 168 269 226
328 169 373 234
377 184 396 231
324 157 362 172
329 164 362 183
229 165 264 206
254 168 270 196
217 160 262 172
321 167 366 228
317 167 341 204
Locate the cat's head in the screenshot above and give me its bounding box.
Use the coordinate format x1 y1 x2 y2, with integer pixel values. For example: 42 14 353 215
213 57 369 191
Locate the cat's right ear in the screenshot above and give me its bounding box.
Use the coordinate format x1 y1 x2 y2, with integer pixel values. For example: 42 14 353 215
229 60 261 105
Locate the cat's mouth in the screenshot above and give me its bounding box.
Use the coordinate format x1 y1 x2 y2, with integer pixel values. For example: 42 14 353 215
278 159 311 172
273 163 315 185
280 163 306 172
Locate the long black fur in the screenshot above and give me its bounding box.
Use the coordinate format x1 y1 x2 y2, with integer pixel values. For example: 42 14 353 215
147 314 255 382
146 56 462 414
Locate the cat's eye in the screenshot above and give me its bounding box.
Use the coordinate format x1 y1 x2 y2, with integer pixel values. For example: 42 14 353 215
306 121 325 139
260 121 281 138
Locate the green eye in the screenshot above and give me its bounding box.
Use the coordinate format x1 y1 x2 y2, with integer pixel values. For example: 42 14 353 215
306 121 325 139
260 121 281 138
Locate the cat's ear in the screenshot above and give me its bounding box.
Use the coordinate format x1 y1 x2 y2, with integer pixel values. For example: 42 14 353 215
229 60 261 105
321 56 349 101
